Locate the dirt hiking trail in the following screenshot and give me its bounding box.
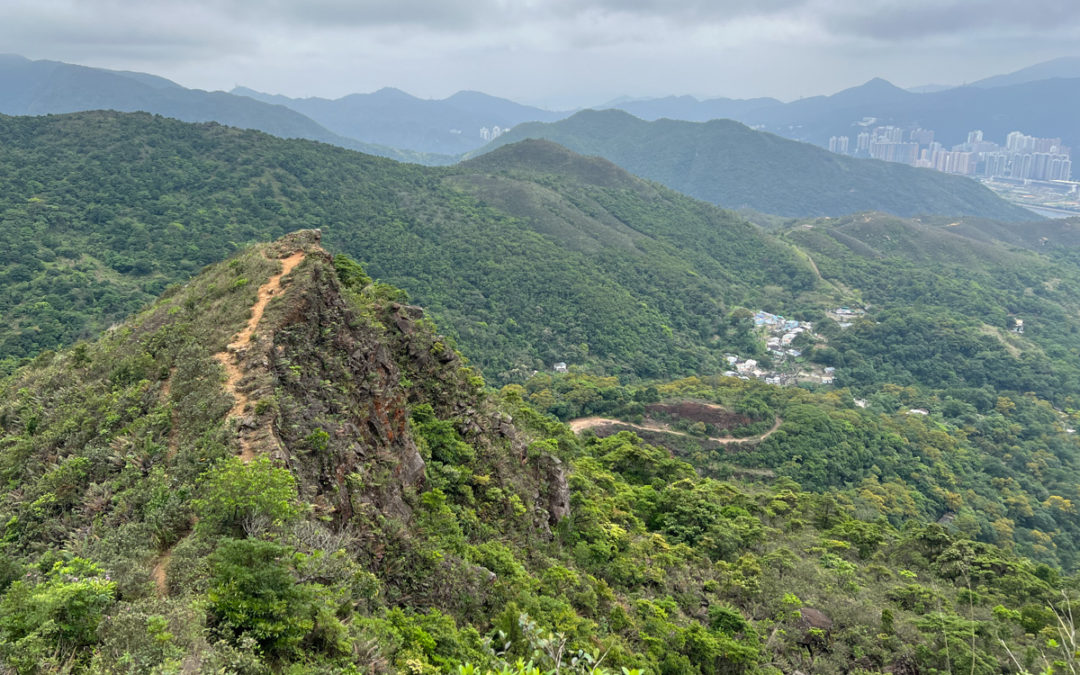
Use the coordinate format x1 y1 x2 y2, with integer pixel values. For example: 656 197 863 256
151 551 171 596
152 250 304 597
214 250 305 462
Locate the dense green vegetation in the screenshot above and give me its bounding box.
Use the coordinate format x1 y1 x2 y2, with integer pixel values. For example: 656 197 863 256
477 109 1036 220
8 112 1080 673
782 214 1080 407
0 111 818 382
520 372 1080 570
0 237 1077 674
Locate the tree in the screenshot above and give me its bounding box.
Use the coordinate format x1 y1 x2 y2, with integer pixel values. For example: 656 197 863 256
192 456 300 536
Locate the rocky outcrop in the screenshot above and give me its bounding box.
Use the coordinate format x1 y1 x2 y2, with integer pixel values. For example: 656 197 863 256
541 454 570 525
262 256 426 522
222 237 567 535
795 607 833 657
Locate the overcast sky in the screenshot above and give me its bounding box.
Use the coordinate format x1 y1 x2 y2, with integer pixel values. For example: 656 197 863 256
5 0 1080 107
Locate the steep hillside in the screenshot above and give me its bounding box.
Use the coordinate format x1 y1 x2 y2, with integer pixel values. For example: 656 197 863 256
0 55 446 165
0 111 815 382
476 109 1034 220
0 232 568 671
0 233 1074 674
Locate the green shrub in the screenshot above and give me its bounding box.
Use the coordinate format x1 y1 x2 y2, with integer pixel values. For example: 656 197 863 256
207 538 316 660
192 456 300 536
0 557 116 672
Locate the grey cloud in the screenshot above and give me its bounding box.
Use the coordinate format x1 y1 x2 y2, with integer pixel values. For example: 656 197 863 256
217 0 809 29
2 2 249 62
820 0 1080 40
558 0 807 21
203 0 509 30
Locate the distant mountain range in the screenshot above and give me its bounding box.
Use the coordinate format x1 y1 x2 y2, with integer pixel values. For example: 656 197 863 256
9 52 1080 155
597 94 781 123
0 52 1074 220
969 56 1080 89
600 73 1080 149
0 54 449 164
734 76 1080 149
231 86 567 155
474 109 1035 220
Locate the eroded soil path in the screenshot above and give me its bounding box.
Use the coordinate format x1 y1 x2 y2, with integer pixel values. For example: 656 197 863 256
214 251 305 462
151 251 304 596
151 551 171 596
162 367 180 461
568 414 782 445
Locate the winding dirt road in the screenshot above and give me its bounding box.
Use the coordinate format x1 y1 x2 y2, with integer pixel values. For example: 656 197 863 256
568 415 782 444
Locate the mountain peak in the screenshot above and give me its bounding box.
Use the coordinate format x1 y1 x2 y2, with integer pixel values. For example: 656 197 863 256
0 225 561 534
461 137 642 191
853 77 906 93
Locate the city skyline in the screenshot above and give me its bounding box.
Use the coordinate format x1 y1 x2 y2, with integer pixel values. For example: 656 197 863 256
830 126 1073 183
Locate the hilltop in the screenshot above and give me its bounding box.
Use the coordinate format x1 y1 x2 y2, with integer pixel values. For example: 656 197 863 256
476 109 1034 220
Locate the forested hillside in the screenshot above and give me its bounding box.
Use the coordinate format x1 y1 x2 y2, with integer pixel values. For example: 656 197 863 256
477 109 1036 220
781 214 1080 407
0 234 1074 674
0 111 817 381
6 111 1080 409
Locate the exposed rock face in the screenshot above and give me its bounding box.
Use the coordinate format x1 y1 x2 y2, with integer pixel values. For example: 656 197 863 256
795 607 833 657
542 455 571 525
264 255 426 522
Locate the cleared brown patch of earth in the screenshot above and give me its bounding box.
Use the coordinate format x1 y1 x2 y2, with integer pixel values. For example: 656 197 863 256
645 401 751 430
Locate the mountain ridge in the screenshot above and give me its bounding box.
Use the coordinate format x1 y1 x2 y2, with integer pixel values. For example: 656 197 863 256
0 55 449 165
231 84 568 155
474 108 1035 220
0 231 1076 673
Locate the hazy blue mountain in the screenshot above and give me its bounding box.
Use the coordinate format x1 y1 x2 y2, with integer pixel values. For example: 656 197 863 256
0 54 448 164
970 56 1080 88
601 94 782 122
231 85 569 155
906 83 955 94
474 109 1037 220
739 76 1080 148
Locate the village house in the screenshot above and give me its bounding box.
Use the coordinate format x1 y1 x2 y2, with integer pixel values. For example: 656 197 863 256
735 359 757 374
